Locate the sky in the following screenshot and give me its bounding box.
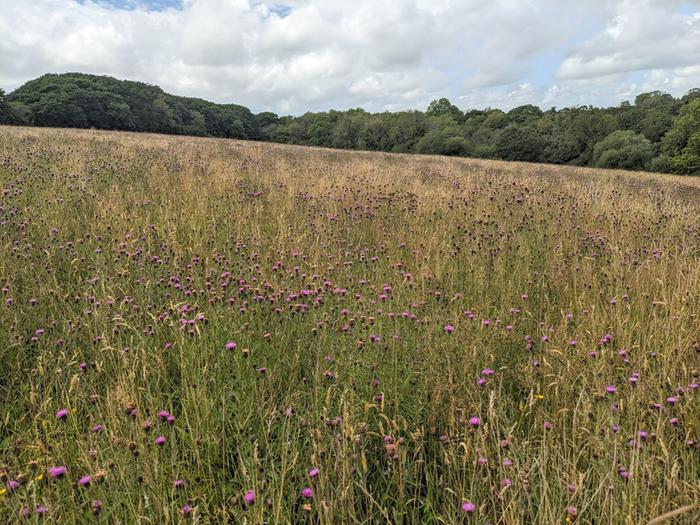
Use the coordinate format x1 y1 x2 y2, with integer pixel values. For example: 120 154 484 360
1 0 699 115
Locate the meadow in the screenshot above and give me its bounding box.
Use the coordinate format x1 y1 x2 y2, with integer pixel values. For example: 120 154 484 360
0 126 699 524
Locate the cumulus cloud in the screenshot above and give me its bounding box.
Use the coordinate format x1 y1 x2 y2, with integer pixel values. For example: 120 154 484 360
0 0 698 114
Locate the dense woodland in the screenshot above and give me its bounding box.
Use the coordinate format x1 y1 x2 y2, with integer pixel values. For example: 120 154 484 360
1 73 699 174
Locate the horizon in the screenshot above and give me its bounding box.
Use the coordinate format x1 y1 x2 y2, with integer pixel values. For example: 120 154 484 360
6 71 699 117
1 1 699 116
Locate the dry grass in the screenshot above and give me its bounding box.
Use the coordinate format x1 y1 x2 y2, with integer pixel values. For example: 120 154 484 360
0 126 699 524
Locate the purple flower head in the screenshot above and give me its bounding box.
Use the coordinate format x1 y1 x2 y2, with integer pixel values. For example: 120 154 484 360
154 435 166 446
308 468 320 478
158 410 171 420
461 501 476 513
36 506 48 515
48 466 67 479
605 385 617 394
78 475 92 487
225 340 237 351
443 324 454 334
301 487 314 499
174 479 185 488
91 500 102 515
243 490 256 505
468 417 481 427
7 479 20 491
181 504 193 516
91 424 103 433
56 408 69 420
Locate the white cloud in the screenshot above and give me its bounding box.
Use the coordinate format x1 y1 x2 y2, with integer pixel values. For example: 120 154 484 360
0 0 698 114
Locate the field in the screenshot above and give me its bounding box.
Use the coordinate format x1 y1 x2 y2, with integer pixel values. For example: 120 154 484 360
0 126 699 524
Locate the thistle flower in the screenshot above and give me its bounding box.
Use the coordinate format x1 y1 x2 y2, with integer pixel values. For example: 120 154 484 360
154 435 166 446
468 417 481 427
243 490 256 505
301 487 314 499
48 466 67 479
461 501 476 513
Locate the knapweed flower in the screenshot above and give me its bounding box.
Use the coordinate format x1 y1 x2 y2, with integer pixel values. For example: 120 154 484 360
225 340 237 351
461 501 476 513
543 421 553 430
605 385 617 394
91 424 103 433
443 324 454 334
243 490 256 505
154 435 166 446
78 475 91 487
48 466 67 479
308 468 319 478
174 479 185 489
468 417 481 427
36 506 48 515
6 479 20 491
301 487 314 499
55 408 69 420
158 410 171 420
501 478 512 487
91 500 102 515
181 504 193 517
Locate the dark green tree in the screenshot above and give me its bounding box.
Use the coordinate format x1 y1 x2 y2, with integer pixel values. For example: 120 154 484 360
592 130 654 170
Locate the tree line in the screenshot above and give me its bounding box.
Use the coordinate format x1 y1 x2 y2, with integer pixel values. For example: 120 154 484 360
1 73 699 175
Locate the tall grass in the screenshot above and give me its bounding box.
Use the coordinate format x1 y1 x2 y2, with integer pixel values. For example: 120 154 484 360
1 126 699 524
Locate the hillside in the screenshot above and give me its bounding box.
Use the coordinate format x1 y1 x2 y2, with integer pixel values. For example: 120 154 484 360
1 73 699 175
0 126 699 523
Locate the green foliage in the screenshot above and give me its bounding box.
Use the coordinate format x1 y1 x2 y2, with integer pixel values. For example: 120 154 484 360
426 97 464 123
3 73 700 175
661 98 700 175
6 73 262 138
496 125 546 162
592 130 655 170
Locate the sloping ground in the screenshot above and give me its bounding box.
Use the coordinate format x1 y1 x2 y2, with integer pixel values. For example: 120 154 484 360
0 126 699 524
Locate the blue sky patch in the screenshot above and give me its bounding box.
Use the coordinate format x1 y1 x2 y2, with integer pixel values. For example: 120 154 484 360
75 0 183 11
